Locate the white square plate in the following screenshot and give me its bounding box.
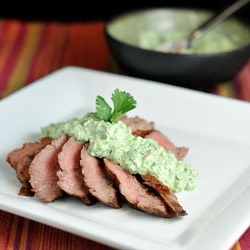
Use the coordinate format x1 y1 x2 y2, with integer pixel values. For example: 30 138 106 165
0 66 250 250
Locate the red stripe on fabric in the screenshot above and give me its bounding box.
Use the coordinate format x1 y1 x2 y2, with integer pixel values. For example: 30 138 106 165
26 21 110 86
24 217 109 250
0 21 11 47
0 22 27 98
83 22 110 71
0 21 11 95
0 210 110 250
61 22 110 71
0 211 13 249
4 22 46 96
239 228 250 250
25 23 68 84
0 21 21 97
60 23 89 66
0 22 27 77
233 60 250 102
0 20 3 30
24 22 47 83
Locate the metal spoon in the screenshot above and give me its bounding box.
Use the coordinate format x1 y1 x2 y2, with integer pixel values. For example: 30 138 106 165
187 0 250 49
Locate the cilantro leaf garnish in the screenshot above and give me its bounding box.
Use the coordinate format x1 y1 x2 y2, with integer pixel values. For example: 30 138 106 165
95 88 137 123
95 96 112 121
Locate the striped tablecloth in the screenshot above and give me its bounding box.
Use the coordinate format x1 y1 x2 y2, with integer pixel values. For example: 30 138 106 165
0 19 249 250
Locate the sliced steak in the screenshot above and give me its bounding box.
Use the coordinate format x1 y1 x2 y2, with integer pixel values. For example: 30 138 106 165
145 130 189 160
6 137 52 196
120 116 189 160
16 155 34 196
175 147 189 161
57 137 95 205
29 134 67 202
80 145 120 208
120 115 154 133
6 137 52 170
141 175 187 217
103 158 172 218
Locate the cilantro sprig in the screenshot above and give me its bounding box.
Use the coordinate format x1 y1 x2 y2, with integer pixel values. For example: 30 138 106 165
95 89 137 123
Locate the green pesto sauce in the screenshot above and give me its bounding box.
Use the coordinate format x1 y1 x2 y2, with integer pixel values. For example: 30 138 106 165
41 113 198 192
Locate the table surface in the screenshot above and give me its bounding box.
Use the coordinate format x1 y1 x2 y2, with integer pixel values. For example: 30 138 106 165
0 19 249 250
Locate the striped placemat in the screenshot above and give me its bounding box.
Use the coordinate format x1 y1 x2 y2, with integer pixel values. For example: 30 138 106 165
0 19 249 250
0 20 110 99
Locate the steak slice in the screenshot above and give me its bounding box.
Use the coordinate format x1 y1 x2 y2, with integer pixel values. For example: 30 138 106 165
119 116 188 160
16 155 34 196
120 115 154 133
57 137 95 205
6 137 52 170
29 133 67 202
6 137 52 196
80 145 120 208
103 158 172 218
145 130 189 160
141 175 187 217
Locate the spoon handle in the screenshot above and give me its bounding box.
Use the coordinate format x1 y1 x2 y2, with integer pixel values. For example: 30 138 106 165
188 0 250 47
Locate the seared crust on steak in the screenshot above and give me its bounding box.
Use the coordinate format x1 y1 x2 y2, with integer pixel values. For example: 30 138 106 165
103 158 172 218
141 175 187 216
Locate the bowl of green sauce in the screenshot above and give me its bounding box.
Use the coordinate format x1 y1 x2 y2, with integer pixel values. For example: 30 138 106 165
105 8 250 88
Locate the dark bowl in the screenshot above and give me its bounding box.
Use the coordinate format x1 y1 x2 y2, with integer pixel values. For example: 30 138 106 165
105 8 250 89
